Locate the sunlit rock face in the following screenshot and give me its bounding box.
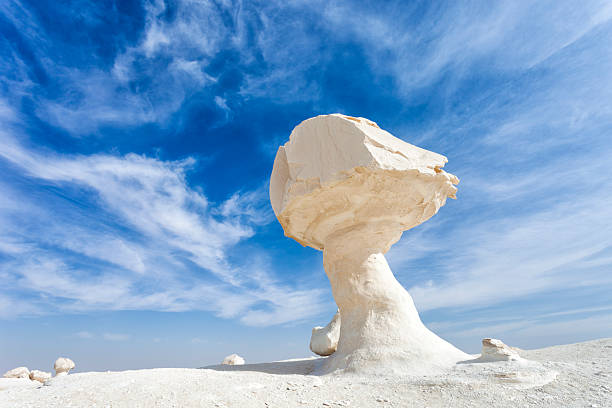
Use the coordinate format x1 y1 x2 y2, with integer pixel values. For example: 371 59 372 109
270 114 458 251
479 338 522 362
54 357 75 376
3 367 30 379
270 114 467 375
29 370 52 383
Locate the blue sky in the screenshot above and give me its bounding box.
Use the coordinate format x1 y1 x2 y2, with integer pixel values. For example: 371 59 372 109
1 0 611 373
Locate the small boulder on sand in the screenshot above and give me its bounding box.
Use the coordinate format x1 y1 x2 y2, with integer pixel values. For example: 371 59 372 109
3 367 30 379
479 338 521 362
222 354 245 365
310 310 341 356
54 357 75 376
29 370 52 383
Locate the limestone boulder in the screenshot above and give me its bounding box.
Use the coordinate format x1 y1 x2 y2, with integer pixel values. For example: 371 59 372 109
222 354 245 365
479 338 521 362
310 310 341 356
29 370 52 383
3 366 30 379
54 357 75 376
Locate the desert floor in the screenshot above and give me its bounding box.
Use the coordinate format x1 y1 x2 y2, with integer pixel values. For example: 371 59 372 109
1 338 610 408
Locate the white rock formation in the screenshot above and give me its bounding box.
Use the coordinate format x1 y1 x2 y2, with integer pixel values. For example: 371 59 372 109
54 357 75 376
270 114 468 374
2 367 30 379
310 310 341 356
478 338 521 362
222 354 245 365
29 370 52 383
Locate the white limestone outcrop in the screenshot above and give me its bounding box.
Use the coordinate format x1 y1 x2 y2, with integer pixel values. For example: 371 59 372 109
29 370 52 383
2 367 30 379
54 357 75 376
222 354 245 365
310 310 341 356
270 114 467 375
478 338 521 362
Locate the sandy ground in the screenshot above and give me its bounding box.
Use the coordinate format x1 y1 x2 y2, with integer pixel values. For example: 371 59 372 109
1 338 610 408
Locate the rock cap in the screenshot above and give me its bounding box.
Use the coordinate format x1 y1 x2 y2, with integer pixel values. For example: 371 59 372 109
270 114 458 250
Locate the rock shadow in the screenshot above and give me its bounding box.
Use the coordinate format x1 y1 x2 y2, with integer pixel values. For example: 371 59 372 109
200 357 324 376
457 356 487 364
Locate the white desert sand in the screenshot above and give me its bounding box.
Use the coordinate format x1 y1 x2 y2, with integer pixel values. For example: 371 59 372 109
0 338 610 407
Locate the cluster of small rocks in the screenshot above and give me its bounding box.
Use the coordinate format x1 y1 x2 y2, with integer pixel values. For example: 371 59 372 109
2 357 75 384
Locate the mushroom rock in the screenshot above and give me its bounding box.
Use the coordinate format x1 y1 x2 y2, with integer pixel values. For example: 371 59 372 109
478 338 521 362
29 370 52 383
54 357 75 376
2 367 30 379
310 310 341 356
270 114 469 375
222 354 245 365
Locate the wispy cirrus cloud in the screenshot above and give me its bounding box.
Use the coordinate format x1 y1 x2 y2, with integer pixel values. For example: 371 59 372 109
0 104 327 324
393 193 612 312
323 1 612 95
75 331 94 339
103 333 131 342
0 0 326 135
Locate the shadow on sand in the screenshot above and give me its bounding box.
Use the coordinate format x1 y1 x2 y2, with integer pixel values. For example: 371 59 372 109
200 357 324 376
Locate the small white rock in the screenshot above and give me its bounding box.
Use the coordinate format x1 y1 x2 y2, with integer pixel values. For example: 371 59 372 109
29 370 52 383
54 357 76 376
310 310 341 356
479 338 521 362
3 366 30 379
221 354 245 365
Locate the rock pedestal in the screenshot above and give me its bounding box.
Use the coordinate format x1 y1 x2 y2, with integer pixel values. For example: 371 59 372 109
270 114 467 374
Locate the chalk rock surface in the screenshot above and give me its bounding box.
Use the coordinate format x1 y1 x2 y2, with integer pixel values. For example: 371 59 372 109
29 370 52 383
270 113 458 250
222 354 245 365
479 338 521 362
310 310 341 356
54 357 75 376
2 367 29 379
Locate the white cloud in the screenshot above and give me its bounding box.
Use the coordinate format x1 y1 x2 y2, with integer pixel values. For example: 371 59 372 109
0 127 327 325
323 1 612 95
0 0 331 135
386 184 612 313
103 333 131 342
76 331 94 339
